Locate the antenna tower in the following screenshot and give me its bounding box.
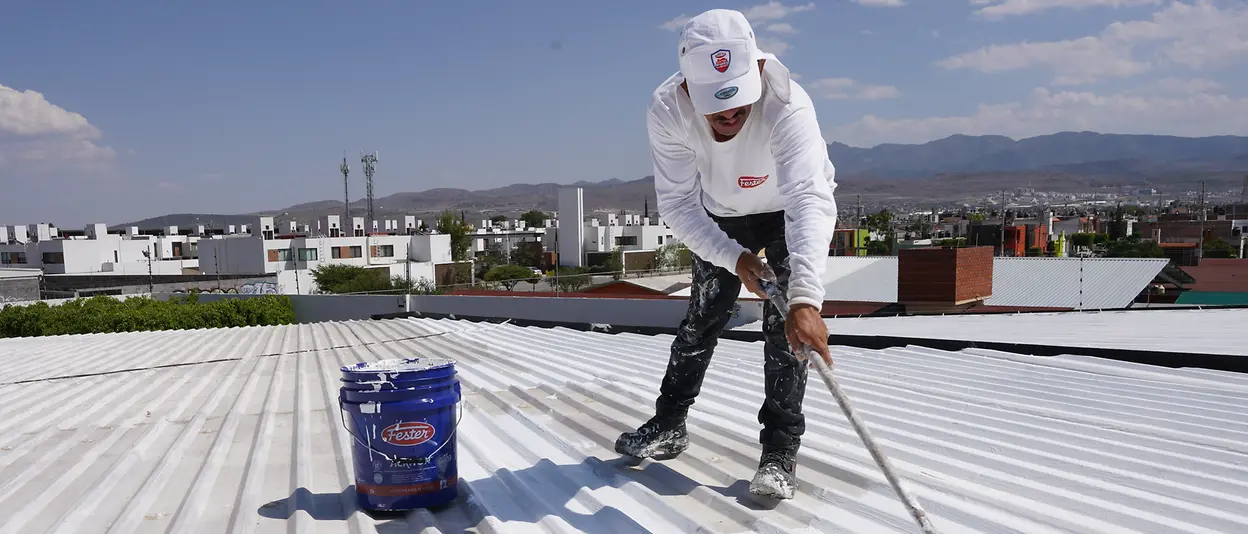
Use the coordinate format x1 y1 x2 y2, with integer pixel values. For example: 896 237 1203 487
339 155 350 222
362 151 379 226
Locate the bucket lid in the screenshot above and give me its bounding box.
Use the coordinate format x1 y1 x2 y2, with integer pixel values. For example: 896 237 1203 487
341 357 456 376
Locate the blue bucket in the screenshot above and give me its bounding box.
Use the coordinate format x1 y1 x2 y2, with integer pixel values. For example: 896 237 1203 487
339 357 462 511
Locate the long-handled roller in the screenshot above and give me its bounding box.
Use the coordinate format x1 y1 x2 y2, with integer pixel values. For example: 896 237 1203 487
758 278 937 534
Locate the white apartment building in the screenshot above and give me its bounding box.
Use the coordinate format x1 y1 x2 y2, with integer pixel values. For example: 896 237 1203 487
0 223 203 275
542 187 678 267
197 216 450 293
470 218 548 257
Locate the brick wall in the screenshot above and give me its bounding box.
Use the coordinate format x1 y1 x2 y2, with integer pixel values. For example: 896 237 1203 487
897 246 993 305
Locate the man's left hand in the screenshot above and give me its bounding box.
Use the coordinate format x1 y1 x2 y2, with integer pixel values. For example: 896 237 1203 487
785 303 831 366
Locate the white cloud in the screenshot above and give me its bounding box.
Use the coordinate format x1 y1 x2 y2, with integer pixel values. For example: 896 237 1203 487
757 36 792 54
660 2 817 54
0 84 99 138
743 1 817 22
0 83 115 170
971 0 1161 19
659 15 690 31
808 78 902 100
854 0 906 6
940 1 1248 84
828 82 1248 146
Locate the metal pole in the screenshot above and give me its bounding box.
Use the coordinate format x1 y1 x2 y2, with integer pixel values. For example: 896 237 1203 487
759 279 937 534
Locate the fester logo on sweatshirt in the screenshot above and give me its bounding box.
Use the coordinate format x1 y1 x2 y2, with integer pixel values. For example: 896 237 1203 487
738 175 768 188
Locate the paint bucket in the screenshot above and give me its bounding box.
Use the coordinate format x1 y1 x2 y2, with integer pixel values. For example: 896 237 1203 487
339 357 462 511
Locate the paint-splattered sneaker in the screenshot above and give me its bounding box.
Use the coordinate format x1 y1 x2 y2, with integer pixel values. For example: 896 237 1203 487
748 448 798 499
613 415 689 459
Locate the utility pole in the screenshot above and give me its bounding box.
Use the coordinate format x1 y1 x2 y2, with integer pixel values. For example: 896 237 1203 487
143 245 154 294
1198 181 1206 263
999 189 1007 257
340 155 350 222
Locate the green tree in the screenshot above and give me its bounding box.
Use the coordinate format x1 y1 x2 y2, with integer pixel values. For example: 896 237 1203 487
436 210 471 261
552 266 590 292
607 246 624 280
654 242 689 270
863 209 895 255
484 264 538 291
1104 235 1166 258
1203 238 1236 259
310 264 392 294
520 209 550 229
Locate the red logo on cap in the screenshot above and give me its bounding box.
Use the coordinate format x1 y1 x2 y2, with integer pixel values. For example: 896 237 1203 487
712 49 731 73
739 175 768 188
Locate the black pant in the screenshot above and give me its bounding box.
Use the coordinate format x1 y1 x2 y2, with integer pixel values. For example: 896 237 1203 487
654 210 809 453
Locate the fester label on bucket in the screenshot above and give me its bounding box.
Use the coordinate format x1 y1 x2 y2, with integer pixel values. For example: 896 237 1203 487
382 421 435 446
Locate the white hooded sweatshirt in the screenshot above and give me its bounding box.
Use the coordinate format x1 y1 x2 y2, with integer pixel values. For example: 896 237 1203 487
648 53 838 310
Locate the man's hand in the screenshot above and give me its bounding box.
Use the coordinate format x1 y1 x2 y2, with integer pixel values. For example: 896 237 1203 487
786 303 831 366
735 251 776 298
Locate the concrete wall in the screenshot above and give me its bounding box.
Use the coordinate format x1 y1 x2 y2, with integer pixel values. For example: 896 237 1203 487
0 276 39 303
194 293 407 324
192 292 756 329
406 294 762 330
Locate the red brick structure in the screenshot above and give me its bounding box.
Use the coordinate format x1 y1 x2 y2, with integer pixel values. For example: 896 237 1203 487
897 246 994 309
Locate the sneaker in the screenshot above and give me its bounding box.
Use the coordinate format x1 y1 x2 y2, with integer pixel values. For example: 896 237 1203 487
613 415 689 459
748 448 798 499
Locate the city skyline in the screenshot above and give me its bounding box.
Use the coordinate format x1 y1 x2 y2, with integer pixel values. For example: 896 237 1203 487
3 1 1247 226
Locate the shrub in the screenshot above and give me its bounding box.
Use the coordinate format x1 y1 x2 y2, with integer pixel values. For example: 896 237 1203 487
0 294 296 338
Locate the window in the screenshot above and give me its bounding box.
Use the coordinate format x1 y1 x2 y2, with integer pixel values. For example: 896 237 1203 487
267 248 292 262
657 236 664 245
114 251 119 263
331 246 362 259
42 252 65 264
372 244 394 257
298 247 318 261
1 252 27 264
614 235 638 246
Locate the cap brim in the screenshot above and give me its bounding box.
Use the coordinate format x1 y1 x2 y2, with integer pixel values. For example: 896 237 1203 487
686 66 762 116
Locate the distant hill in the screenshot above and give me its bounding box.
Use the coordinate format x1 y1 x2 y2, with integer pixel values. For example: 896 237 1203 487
114 131 1248 228
827 131 1248 178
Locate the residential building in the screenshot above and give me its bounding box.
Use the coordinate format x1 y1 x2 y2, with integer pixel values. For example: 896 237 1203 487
197 216 451 293
0 222 202 275
542 187 678 267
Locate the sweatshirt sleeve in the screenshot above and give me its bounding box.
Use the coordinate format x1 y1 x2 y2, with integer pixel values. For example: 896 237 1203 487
649 98 750 272
770 103 838 310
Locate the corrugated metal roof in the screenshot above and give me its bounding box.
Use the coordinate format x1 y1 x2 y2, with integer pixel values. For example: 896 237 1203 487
735 308 1248 356
986 257 1169 309
3 318 1248 533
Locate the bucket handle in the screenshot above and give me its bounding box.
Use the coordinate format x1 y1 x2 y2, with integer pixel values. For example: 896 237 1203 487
337 397 463 466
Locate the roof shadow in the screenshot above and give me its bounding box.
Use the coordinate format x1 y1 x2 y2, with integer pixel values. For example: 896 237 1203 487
257 453 870 532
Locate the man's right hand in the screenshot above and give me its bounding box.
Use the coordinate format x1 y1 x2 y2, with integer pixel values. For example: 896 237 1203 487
735 251 776 299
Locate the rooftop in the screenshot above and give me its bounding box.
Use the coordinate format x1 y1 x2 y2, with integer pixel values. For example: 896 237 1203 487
2 317 1246 533
669 256 1170 310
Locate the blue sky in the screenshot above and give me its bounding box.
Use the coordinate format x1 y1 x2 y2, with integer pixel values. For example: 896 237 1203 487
2 0 1246 226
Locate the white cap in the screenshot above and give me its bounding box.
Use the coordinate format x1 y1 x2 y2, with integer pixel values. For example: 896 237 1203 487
677 9 765 116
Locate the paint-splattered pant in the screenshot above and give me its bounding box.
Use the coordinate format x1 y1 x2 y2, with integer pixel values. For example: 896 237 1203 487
654 210 809 453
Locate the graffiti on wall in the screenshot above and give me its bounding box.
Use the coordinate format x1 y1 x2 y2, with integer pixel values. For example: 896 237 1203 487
239 281 279 295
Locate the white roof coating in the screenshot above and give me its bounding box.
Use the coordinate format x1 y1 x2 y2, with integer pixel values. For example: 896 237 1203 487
735 308 1248 357
2 318 1247 533
670 256 1168 310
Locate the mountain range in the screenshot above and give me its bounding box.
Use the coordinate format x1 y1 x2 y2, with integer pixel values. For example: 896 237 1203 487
115 131 1248 229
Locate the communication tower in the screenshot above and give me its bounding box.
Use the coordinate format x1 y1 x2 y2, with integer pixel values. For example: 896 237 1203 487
362 151 379 227
339 155 350 221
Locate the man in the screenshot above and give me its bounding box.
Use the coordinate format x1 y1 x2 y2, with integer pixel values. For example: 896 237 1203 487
613 8 838 500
